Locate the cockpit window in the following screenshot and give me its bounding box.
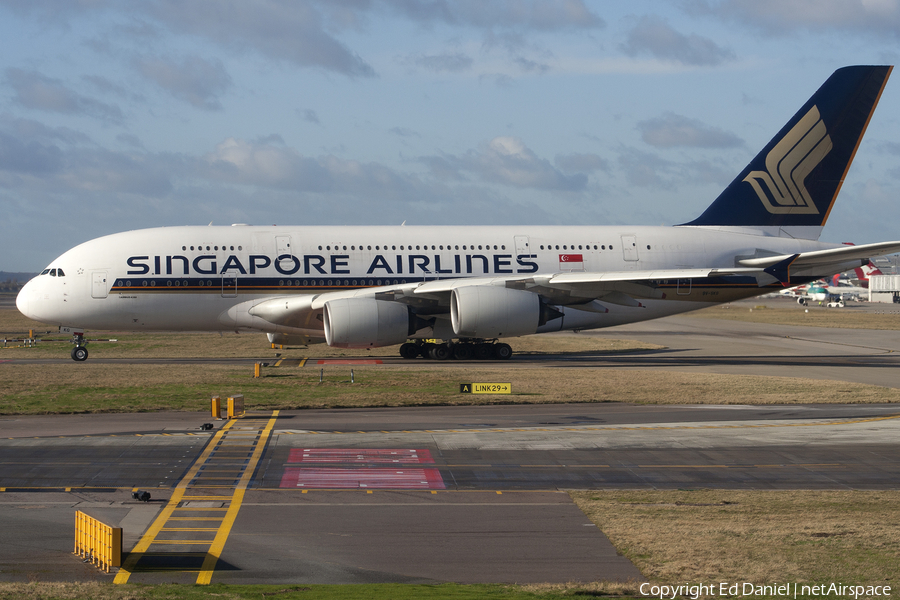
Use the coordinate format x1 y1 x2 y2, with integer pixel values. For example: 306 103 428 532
50 269 57 276
41 269 50 275
57 268 65 277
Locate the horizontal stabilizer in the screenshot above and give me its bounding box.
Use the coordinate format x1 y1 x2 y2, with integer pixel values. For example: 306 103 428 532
738 241 900 268
738 241 900 285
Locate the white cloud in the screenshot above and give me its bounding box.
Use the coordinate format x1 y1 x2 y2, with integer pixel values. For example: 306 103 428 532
638 112 744 148
423 136 588 191
299 109 321 124
555 152 608 173
0 131 64 175
146 0 376 77
381 0 604 31
689 0 900 38
621 16 736 66
134 55 231 110
201 136 427 199
5 68 123 121
408 52 474 73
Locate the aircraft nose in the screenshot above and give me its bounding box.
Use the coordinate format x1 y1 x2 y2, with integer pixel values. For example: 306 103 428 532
16 280 34 319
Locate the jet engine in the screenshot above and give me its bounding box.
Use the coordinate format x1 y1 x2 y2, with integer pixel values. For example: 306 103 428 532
323 298 418 348
451 286 555 338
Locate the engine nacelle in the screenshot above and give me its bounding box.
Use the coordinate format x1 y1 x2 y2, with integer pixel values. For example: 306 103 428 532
451 286 541 338
323 298 415 348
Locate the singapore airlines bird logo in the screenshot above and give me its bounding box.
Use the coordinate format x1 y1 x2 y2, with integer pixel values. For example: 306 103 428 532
744 106 832 214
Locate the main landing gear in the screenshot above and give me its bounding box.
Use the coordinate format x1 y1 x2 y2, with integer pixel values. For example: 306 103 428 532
70 332 88 362
399 340 512 361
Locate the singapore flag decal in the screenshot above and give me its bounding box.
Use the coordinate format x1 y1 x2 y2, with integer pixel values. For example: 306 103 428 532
559 253 583 271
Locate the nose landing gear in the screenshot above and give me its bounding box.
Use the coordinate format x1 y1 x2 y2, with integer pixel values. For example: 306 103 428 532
70 332 89 362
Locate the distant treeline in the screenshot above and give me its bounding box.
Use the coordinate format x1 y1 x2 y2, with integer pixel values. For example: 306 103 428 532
0 272 37 293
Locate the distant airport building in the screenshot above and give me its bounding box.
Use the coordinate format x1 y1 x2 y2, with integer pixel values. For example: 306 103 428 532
869 275 900 303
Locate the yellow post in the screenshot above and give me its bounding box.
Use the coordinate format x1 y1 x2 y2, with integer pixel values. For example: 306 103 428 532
254 362 261 378
227 394 245 418
211 396 222 419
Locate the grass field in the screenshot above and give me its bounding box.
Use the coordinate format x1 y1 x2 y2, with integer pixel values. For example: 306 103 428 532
0 582 611 600
2 305 900 414
3 362 899 415
571 490 900 587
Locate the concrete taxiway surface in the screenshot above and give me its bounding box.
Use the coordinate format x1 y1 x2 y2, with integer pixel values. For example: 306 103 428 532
1 403 898 584
1 302 898 584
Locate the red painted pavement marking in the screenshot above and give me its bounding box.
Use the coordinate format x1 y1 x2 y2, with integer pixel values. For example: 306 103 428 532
280 467 445 489
316 359 383 364
287 448 434 464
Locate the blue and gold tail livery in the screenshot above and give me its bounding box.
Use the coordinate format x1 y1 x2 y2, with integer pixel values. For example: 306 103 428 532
684 65 892 234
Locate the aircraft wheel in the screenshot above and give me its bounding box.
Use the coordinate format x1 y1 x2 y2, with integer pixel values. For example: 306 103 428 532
429 345 452 360
474 343 493 360
399 343 419 359
494 343 513 360
71 347 89 362
452 343 473 360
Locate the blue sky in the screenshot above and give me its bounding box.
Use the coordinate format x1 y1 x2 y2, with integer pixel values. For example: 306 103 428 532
1 0 899 272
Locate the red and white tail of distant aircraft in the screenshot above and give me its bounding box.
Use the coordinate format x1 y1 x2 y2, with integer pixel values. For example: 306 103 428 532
822 263 887 302
16 66 900 361
850 263 884 288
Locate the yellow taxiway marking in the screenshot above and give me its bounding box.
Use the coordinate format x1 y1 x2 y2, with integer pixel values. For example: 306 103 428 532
196 411 279 585
114 418 237 584
115 415 280 586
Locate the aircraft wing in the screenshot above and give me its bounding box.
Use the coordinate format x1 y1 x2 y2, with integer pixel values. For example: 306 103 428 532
737 241 900 284
412 268 765 308
242 267 767 332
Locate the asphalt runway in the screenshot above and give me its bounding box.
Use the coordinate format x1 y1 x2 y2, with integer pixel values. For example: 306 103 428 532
1 300 899 584
1 403 898 584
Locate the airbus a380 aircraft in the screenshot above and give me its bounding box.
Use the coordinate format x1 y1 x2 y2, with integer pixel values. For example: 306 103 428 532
16 66 900 362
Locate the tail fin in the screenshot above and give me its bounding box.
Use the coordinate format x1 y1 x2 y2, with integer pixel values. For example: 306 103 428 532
854 263 884 288
683 65 892 238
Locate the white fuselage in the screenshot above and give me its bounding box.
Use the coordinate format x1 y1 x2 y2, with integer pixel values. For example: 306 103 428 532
16 224 838 342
